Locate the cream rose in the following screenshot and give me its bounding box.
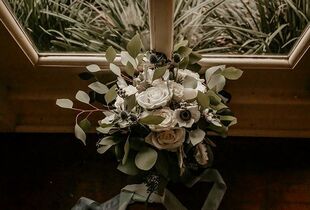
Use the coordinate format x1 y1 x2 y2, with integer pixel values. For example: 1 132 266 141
170 81 184 101
136 84 172 109
145 128 185 151
148 108 177 131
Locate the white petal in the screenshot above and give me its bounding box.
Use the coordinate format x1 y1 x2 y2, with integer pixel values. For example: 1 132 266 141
124 85 138 96
101 114 115 124
117 77 127 89
182 88 198 101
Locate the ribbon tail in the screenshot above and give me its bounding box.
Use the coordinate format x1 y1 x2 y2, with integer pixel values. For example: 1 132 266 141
162 189 187 210
185 169 227 210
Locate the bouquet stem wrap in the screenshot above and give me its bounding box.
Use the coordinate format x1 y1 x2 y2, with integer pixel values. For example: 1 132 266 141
71 169 226 210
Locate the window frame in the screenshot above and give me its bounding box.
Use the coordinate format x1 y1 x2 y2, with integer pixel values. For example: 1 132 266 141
0 0 309 70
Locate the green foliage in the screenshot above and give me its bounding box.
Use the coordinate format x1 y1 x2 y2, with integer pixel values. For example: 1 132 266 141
7 0 309 54
104 85 117 104
105 46 117 63
135 147 158 171
197 91 210 110
138 115 165 125
126 34 143 58
152 66 168 81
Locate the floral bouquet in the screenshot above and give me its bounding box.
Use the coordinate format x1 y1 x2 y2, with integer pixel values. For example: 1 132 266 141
56 35 242 210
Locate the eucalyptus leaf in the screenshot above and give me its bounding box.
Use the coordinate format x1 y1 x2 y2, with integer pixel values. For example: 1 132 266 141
206 90 222 105
56 99 73 109
104 85 117 104
86 64 101 73
75 90 90 104
79 118 91 132
88 82 109 94
212 102 228 111
135 147 158 171
98 136 119 146
197 91 210 109
205 65 225 83
207 124 228 137
124 94 137 112
177 46 192 57
174 40 188 51
105 46 116 63
152 66 168 81
127 34 142 58
222 67 243 80
138 115 165 125
189 52 202 64
75 123 86 145
189 128 206 146
207 74 226 92
97 145 112 154
122 137 130 165
110 63 122 77
117 153 140 176
220 115 237 127
125 62 135 77
179 56 189 69
120 51 137 68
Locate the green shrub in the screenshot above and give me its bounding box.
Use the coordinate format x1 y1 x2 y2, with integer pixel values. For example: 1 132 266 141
6 0 309 54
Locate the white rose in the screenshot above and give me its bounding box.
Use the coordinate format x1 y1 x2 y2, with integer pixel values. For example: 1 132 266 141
177 69 201 81
153 80 184 102
136 84 172 109
148 107 177 131
145 128 185 151
170 81 184 101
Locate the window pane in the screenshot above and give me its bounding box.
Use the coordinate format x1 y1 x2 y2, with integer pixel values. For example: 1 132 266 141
4 0 310 55
174 0 310 55
5 0 150 53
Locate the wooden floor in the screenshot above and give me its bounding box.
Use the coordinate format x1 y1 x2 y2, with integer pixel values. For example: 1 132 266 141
0 134 310 210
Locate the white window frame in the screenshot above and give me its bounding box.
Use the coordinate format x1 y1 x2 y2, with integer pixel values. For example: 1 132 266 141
0 0 309 70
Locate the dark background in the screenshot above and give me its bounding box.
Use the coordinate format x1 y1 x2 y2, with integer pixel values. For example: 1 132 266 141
1 133 310 210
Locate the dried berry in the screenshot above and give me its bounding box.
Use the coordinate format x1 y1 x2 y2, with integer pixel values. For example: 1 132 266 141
173 53 181 63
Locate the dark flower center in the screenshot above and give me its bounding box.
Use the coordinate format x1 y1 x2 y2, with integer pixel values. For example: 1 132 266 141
130 114 137 122
180 109 192 121
120 111 128 120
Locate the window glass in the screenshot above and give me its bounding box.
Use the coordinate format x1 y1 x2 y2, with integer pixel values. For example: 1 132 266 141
5 0 310 55
174 0 310 55
5 0 150 52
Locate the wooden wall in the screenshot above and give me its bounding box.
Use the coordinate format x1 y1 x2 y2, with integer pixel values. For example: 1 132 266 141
0 20 310 137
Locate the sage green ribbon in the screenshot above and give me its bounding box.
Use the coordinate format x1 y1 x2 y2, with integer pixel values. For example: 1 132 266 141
72 169 226 210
